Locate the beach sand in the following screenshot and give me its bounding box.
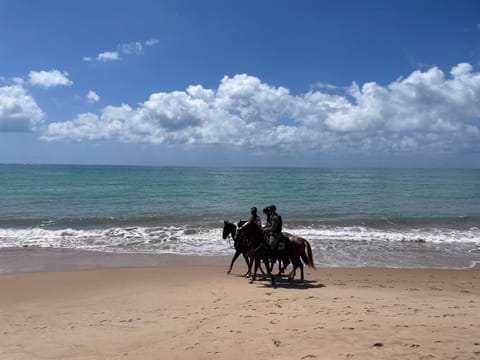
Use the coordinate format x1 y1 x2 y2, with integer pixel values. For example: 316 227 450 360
1 250 479 360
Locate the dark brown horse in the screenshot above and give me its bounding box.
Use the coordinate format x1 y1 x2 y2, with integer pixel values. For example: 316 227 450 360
238 222 315 287
223 220 250 276
223 220 268 277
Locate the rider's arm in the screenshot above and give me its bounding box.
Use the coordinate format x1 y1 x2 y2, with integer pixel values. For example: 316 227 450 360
239 216 253 229
264 216 279 232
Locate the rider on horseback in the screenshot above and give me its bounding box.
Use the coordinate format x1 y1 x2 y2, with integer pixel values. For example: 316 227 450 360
240 207 262 229
263 205 283 250
263 206 272 227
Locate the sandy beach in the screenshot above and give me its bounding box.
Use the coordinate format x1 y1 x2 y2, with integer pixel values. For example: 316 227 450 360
1 250 479 360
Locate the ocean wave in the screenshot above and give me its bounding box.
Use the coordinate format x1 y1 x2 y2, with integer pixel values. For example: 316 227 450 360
0 224 479 255
284 216 480 229
2 214 479 230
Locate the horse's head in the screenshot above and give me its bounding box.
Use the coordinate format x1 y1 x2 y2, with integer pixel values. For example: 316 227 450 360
222 220 236 240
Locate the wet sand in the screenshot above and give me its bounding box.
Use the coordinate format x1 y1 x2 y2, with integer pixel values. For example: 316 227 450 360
0 249 479 359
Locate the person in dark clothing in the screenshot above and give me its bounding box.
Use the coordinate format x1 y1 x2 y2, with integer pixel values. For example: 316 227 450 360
240 206 262 229
263 205 282 250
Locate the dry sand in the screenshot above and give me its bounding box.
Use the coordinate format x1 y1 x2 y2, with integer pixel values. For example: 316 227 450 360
1 256 479 360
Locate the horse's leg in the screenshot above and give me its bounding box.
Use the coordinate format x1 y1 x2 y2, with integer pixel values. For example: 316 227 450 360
275 257 282 276
227 249 242 274
288 265 296 282
288 257 302 282
276 256 289 276
259 260 271 280
246 253 255 279
264 257 276 288
249 257 259 284
242 251 251 277
242 251 252 277
258 260 268 279
277 258 283 274
300 262 304 281
280 257 290 274
269 258 275 273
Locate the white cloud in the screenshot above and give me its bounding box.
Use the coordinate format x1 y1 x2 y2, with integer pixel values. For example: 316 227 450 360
97 51 120 62
86 90 100 103
28 69 73 88
12 77 25 85
42 63 480 154
145 38 159 46
119 41 143 55
83 39 159 63
313 82 342 91
0 84 45 131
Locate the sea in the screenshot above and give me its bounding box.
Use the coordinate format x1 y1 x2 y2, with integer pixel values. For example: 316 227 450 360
0 164 479 269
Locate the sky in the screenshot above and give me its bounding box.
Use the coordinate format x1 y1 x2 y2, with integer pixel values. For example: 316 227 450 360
1 0 480 167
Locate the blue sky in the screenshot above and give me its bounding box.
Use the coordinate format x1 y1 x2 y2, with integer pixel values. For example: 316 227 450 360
1 0 480 167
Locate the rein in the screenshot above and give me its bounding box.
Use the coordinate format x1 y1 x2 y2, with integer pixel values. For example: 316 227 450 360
251 242 265 253
225 224 237 250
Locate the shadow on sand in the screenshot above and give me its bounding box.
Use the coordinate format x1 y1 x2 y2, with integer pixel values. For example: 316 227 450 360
231 273 325 290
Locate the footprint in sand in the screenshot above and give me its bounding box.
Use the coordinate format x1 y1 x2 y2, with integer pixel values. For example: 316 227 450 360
419 355 435 359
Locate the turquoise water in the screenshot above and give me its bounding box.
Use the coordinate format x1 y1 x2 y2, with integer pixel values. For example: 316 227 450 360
0 164 479 268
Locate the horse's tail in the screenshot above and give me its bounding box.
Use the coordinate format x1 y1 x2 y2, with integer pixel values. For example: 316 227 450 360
301 250 309 265
304 239 316 269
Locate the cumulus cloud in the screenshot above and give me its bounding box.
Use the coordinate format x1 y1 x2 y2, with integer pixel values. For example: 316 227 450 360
97 51 120 62
83 39 159 63
0 84 45 131
43 63 480 154
28 69 73 88
86 90 100 103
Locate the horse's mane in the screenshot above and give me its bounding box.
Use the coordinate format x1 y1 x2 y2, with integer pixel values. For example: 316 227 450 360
240 220 264 237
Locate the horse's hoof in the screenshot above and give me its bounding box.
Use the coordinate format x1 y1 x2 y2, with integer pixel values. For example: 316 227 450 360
249 280 254 284
227 270 231 274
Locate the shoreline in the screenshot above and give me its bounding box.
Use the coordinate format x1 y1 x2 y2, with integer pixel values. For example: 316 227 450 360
0 246 479 275
0 247 231 274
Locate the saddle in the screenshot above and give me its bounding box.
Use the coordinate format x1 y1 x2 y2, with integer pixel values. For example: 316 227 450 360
264 232 289 251
277 235 289 251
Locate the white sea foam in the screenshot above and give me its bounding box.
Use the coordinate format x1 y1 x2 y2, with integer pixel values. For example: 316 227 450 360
0 226 231 255
0 225 479 256
289 226 480 245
